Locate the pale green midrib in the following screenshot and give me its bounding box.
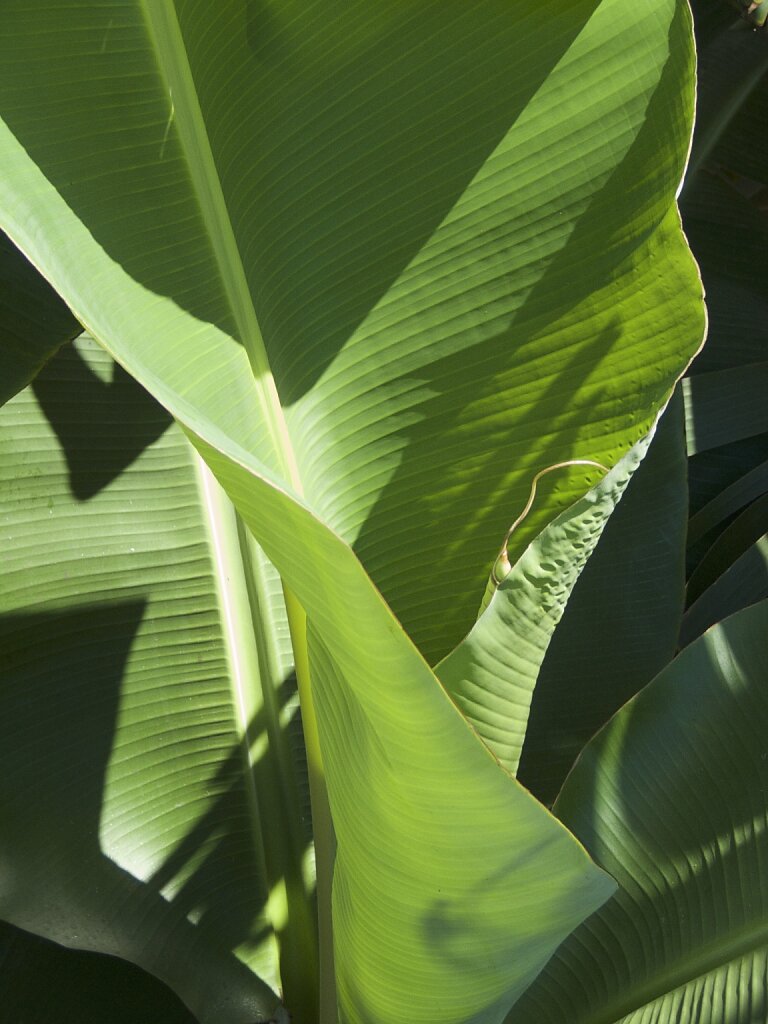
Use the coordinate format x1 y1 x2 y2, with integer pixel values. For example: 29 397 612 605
582 912 768 1023
192 453 275 936
236 518 319 916
236 522 322 1024
138 13 331 1016
237 521 308 862
140 0 302 494
194 418 319 1017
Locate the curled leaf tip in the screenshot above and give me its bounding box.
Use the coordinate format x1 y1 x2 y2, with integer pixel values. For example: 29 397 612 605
479 458 609 616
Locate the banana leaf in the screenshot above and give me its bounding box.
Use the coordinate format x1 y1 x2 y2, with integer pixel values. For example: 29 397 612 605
0 3 704 1023
509 599 768 1024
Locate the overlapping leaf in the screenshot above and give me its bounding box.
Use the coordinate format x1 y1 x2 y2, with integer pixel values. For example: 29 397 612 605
0 2 704 1023
0 126 618 1024
519 390 688 804
679 10 768 641
0 0 703 659
0 338 305 1023
509 600 768 1024
681 535 768 646
435 434 649 776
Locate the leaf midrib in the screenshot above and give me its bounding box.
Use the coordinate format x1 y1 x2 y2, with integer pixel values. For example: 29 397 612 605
138 11 329 1015
193 452 273 897
140 0 303 495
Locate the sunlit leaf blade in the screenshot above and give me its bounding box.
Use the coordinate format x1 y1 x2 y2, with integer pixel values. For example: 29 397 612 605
0 0 703 661
0 2 704 1021
0 338 306 1024
508 599 768 1024
519 390 688 805
0 148 617 1024
1 246 616 1024
186 430 616 1024
435 434 650 775
0 230 79 407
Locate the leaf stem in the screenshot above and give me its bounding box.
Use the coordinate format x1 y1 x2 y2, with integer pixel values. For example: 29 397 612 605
283 590 338 1024
141 7 335 1020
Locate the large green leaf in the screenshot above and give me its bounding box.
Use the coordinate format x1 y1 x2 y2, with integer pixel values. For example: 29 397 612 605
0 346 615 1024
0 338 307 1024
508 599 768 1024
0 0 703 661
185 403 617 1024
0 3 703 1023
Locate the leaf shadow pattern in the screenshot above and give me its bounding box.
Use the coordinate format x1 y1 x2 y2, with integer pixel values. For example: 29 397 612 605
143 670 315 990
352 323 621 664
348 2 695 662
32 342 172 501
236 0 603 401
0 229 81 408
508 604 768 1023
0 605 291 1024
0 1 599 396
409 836 601 1024
421 836 557 973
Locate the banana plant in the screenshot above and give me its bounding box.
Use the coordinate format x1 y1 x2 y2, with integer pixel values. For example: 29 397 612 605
8 2 761 1023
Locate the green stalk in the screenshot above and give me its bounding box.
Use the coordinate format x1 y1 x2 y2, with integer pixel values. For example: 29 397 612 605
142 3 337 1019
237 524 322 1023
196 458 322 1021
283 590 338 1024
